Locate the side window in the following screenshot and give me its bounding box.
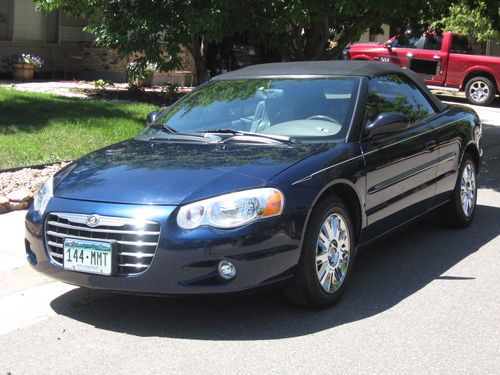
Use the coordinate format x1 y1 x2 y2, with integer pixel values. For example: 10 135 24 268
423 34 443 50
451 35 473 54
393 35 421 49
365 74 436 125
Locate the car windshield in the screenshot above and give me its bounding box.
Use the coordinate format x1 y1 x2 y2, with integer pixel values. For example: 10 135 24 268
149 77 360 140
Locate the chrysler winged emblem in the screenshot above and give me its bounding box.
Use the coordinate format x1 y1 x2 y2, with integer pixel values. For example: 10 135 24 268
86 215 100 227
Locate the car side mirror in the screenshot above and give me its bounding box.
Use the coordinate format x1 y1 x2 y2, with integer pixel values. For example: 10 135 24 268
146 111 161 125
385 40 393 50
364 112 410 139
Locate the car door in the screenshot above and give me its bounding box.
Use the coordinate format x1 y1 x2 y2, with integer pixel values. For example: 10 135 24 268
407 34 447 85
390 34 447 85
388 33 422 69
361 74 439 239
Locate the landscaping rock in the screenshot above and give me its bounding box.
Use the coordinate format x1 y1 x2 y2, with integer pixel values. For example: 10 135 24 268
0 162 69 215
8 201 28 211
7 188 33 203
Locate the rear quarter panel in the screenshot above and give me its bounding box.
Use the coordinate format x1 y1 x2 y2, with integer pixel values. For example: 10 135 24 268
429 105 481 204
445 54 500 90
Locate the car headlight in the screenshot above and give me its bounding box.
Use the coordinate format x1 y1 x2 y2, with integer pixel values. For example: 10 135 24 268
33 177 53 216
177 188 284 229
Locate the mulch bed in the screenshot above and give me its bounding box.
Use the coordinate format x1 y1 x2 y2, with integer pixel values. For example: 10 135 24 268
72 87 187 106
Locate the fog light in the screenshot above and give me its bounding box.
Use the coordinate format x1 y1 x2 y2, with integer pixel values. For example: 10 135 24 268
218 260 236 280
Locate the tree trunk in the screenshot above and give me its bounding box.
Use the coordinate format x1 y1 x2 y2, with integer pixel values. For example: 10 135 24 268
186 34 208 85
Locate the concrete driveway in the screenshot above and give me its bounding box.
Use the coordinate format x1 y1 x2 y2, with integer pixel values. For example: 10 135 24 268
1 100 499 374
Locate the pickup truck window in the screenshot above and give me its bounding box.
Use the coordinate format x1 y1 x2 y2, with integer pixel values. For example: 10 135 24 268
423 34 443 51
394 34 443 51
451 35 473 54
365 74 436 125
393 35 420 49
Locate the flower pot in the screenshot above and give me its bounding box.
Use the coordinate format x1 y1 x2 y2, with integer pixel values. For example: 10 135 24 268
12 64 36 81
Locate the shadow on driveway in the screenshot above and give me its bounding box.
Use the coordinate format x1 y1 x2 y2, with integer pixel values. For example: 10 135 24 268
49 203 500 340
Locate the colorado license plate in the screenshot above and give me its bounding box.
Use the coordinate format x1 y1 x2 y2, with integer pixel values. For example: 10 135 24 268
63 238 113 275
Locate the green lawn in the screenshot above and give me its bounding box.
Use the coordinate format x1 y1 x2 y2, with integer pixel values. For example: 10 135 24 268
0 88 156 169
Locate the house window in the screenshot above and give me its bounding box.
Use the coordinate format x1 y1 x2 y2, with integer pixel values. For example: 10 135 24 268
0 0 59 42
13 0 44 42
45 11 59 43
0 0 13 41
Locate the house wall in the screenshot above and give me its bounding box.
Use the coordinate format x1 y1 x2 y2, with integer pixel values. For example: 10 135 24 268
0 0 87 76
487 40 500 57
0 0 197 83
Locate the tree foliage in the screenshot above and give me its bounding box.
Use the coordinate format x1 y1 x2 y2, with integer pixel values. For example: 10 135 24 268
432 1 500 42
34 0 500 77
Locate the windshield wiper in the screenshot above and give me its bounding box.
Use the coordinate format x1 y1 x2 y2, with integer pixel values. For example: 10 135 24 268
202 129 297 145
147 123 221 143
148 133 221 143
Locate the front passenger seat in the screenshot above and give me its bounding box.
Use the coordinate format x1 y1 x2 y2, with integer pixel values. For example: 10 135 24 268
250 100 270 133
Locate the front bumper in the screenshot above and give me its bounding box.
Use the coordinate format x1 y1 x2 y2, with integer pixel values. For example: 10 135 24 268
25 197 306 295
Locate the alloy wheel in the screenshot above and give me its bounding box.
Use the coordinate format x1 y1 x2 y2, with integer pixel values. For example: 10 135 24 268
460 162 476 217
469 81 490 103
316 213 351 293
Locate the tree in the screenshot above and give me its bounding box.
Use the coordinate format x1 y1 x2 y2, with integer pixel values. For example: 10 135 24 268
432 1 500 42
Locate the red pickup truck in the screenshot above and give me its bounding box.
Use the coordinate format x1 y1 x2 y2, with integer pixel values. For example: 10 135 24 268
344 31 500 105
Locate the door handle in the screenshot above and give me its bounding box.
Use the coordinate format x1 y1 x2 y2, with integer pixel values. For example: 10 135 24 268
426 140 437 151
433 55 441 60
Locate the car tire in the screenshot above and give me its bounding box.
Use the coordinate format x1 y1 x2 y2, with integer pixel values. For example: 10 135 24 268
283 195 356 309
465 76 496 106
439 154 477 228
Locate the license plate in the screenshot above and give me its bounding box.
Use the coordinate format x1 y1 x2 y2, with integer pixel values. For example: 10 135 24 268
63 238 113 275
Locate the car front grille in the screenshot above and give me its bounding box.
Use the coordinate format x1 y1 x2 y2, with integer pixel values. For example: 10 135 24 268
45 212 161 276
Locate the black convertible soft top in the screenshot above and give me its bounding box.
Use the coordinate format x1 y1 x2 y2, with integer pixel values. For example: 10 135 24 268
213 61 447 112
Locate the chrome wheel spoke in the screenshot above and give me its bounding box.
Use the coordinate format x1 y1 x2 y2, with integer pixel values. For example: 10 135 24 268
317 261 329 280
316 252 330 265
320 266 332 287
318 232 329 249
330 216 340 240
322 221 334 240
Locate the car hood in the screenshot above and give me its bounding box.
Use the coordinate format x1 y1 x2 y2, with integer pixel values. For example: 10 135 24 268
53 139 328 205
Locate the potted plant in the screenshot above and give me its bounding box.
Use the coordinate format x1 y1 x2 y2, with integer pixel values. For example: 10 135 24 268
126 60 157 87
2 53 44 81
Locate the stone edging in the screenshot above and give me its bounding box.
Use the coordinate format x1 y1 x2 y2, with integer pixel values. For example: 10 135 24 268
0 162 70 215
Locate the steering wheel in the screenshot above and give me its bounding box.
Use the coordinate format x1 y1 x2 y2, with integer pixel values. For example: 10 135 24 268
307 115 339 124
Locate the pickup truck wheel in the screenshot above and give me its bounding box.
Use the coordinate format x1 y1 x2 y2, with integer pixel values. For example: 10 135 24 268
465 77 496 106
283 195 356 309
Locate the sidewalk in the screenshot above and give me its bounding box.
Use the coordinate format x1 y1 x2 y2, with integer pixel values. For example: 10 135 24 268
0 210 74 335
0 210 28 272
0 210 53 296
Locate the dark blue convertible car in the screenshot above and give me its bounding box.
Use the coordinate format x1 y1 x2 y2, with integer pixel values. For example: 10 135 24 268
25 61 481 308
